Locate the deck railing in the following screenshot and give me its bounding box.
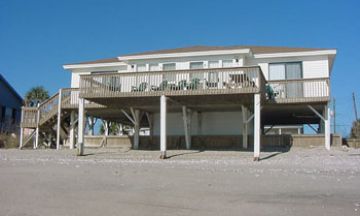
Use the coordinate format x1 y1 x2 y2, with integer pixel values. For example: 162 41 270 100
79 66 266 98
20 107 38 128
38 93 60 125
21 88 104 128
267 78 330 103
62 88 80 109
62 88 105 109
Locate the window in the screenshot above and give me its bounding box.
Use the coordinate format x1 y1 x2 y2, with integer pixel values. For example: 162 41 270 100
222 60 233 67
190 62 204 69
268 64 285 80
137 64 147 72
162 63 176 71
208 61 219 68
269 62 302 80
118 65 128 71
162 63 176 82
163 73 176 82
149 63 159 71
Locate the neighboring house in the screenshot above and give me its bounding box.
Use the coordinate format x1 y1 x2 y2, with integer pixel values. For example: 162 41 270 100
0 74 23 133
20 45 337 160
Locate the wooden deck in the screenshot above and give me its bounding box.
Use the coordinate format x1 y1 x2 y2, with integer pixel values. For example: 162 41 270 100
79 66 266 99
20 67 331 129
266 77 330 104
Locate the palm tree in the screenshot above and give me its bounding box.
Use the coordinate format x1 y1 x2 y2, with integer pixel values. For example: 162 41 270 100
24 86 50 107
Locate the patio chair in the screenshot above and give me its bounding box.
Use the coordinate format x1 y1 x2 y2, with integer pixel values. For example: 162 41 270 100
131 82 148 92
265 84 278 100
187 78 201 90
151 80 168 91
171 80 187 90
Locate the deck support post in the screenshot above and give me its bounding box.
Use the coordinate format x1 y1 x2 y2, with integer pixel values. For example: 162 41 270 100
56 89 62 150
69 110 76 149
308 104 331 150
87 116 95 136
19 108 24 149
254 94 261 161
19 127 24 149
101 120 110 136
160 95 167 159
182 106 192 150
241 105 249 149
146 112 154 146
324 104 331 150
77 98 85 156
133 109 140 150
35 104 40 149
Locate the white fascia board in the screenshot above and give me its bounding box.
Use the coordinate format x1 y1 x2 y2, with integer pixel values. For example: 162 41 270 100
118 49 251 61
63 62 125 70
254 50 337 59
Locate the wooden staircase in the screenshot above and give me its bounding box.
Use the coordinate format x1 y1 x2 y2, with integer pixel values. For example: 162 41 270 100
20 89 79 149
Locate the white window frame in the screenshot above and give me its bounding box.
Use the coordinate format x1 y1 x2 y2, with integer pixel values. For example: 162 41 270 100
208 60 220 69
162 63 176 71
137 64 147 72
222 59 233 68
189 61 204 70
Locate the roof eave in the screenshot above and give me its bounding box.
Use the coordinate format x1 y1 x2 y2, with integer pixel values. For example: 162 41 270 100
63 62 126 70
118 49 251 61
253 49 337 59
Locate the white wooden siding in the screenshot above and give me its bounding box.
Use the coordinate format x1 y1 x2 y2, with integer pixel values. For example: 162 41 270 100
302 59 329 78
248 55 329 80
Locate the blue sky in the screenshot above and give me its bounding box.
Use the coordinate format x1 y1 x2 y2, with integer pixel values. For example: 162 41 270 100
0 0 359 136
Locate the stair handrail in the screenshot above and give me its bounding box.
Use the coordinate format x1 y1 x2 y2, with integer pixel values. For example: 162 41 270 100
38 90 61 124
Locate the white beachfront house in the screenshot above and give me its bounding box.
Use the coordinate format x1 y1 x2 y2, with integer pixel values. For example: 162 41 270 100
19 45 337 160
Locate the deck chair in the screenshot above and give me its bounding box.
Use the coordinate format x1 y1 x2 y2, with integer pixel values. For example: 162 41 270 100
170 80 187 90
187 78 200 90
266 84 278 99
151 80 168 91
131 82 148 92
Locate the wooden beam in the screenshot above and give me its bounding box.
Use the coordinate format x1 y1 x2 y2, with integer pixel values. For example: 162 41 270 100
160 95 167 159
34 104 40 149
69 110 76 149
56 89 63 150
121 109 135 125
77 98 85 156
19 108 24 149
254 94 261 161
308 105 325 121
324 104 331 150
182 106 192 150
133 109 140 150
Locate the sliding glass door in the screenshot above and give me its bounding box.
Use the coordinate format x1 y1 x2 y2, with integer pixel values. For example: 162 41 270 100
269 62 303 98
285 63 303 98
